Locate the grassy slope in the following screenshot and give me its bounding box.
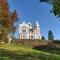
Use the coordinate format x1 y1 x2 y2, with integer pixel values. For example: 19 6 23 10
0 44 60 60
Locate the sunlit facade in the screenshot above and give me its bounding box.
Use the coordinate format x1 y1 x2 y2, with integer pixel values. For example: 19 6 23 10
19 21 41 39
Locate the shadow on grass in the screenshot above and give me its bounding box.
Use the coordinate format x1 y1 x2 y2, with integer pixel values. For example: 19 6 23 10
33 45 60 55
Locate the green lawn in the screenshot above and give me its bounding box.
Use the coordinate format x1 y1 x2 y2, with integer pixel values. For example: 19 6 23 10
0 43 60 60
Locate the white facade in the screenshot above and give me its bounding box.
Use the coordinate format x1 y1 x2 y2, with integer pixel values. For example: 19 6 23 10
19 21 41 39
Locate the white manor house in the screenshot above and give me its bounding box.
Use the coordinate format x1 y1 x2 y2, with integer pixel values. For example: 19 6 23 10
19 21 41 39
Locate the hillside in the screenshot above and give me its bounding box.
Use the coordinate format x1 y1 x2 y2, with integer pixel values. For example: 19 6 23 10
0 43 60 60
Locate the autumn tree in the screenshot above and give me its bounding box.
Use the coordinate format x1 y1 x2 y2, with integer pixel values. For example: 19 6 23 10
40 0 60 18
0 0 18 42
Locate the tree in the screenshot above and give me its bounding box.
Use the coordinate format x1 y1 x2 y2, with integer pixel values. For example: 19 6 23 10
0 0 18 42
41 36 46 40
48 30 54 40
40 0 60 17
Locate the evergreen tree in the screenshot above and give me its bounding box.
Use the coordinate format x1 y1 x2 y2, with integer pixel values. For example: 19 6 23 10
41 36 46 40
48 30 54 40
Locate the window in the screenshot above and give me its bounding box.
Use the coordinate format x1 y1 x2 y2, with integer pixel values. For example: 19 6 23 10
23 35 26 39
31 35 33 39
22 30 26 32
21 35 22 39
29 35 30 39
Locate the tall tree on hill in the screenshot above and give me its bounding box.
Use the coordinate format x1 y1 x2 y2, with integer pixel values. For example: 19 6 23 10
0 0 18 42
40 0 60 18
48 30 54 40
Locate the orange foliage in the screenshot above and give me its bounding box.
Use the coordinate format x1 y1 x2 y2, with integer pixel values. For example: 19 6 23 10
0 0 18 32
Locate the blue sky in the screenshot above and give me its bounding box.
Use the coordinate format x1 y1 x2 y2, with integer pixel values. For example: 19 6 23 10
9 0 60 40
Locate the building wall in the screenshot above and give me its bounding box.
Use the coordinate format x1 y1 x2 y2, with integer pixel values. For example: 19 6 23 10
19 21 41 40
